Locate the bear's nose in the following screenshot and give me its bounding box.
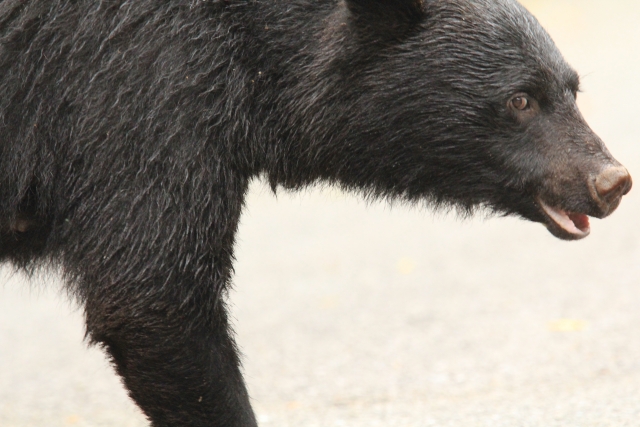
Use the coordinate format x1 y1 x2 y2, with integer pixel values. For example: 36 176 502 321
595 166 632 203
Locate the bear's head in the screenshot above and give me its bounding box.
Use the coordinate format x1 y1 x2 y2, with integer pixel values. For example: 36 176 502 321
290 0 631 240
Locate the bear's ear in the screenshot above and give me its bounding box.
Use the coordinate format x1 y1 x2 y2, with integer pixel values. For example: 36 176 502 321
345 0 425 25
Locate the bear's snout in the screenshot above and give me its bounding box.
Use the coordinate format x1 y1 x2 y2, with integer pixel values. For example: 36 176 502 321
594 166 632 204
593 166 632 210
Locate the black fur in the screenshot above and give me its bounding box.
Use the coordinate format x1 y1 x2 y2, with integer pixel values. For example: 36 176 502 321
0 0 628 426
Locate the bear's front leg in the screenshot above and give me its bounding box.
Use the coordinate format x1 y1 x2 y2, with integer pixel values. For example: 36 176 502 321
82 275 257 427
58 171 254 425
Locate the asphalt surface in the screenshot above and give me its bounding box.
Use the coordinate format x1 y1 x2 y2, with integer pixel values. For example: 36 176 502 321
2 1 640 426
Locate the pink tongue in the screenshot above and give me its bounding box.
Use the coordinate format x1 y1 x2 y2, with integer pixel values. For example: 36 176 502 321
539 201 590 236
568 213 590 232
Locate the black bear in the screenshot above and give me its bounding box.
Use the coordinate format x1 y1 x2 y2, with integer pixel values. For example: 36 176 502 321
0 0 632 425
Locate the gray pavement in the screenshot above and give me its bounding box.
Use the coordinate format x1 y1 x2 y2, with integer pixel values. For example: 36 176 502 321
2 1 640 426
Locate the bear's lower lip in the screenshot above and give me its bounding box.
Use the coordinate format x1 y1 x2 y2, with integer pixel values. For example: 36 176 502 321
538 199 591 240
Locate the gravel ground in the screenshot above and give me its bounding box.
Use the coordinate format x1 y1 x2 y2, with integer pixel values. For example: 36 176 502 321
2 1 640 426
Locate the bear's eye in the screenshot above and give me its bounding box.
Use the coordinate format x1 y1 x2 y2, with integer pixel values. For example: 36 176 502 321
511 96 529 111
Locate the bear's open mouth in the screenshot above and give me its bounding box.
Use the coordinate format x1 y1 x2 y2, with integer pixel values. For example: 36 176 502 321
538 199 590 240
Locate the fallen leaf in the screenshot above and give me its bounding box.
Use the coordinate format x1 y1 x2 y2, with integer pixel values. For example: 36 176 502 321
549 319 586 332
396 258 416 275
